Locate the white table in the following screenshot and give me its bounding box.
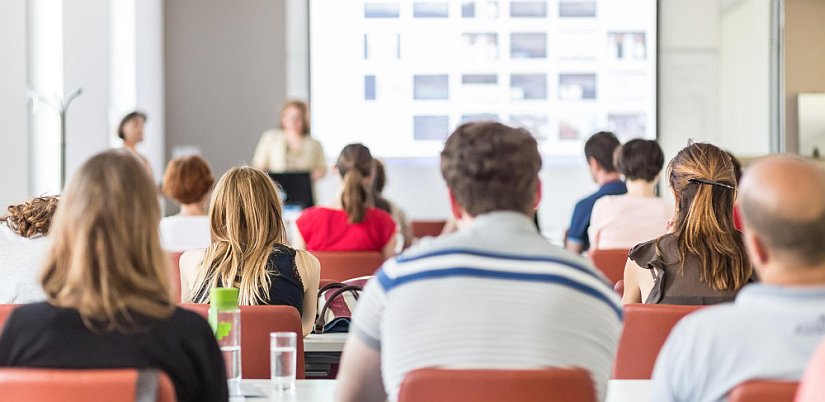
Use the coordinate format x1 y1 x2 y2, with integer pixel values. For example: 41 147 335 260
304 333 348 353
235 379 651 401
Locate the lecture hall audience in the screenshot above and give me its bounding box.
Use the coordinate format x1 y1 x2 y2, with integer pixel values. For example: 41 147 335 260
160 154 214 252
294 143 397 259
0 196 57 303
566 131 627 253
589 139 669 250
622 142 752 305
179 166 320 336
335 122 621 402
0 150 228 402
651 155 825 402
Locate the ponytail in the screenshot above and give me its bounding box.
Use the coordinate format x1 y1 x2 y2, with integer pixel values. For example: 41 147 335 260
341 169 369 223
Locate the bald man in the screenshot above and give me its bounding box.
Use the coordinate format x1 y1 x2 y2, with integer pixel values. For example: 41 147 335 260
651 156 825 402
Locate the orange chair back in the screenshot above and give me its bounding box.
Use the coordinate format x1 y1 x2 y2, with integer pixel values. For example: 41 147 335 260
411 220 446 239
398 368 596 402
613 303 703 379
179 304 305 379
0 304 17 331
0 368 175 402
589 249 629 285
168 252 183 303
311 251 385 282
729 381 798 402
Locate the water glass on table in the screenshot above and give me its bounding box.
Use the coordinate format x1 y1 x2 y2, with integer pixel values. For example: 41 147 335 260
271 332 297 391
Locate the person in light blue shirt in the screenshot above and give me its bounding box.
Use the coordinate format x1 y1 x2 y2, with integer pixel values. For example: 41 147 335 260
651 155 825 402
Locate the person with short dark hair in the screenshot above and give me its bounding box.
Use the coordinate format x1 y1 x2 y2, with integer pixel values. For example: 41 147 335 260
651 156 825 402
566 131 626 253
335 122 621 402
160 154 215 252
589 139 669 250
118 110 153 177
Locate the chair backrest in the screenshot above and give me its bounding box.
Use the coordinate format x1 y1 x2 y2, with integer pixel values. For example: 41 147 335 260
0 368 176 402
0 304 18 331
311 251 385 282
167 252 183 303
398 368 596 402
179 304 305 379
612 303 703 379
589 249 629 285
410 220 446 239
729 381 798 402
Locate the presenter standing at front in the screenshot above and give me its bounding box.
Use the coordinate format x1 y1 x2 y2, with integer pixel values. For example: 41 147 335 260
252 100 327 181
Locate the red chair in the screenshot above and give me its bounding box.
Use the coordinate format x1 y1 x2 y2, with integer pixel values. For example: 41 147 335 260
398 368 596 402
589 249 629 285
0 304 18 330
411 220 446 239
0 368 176 402
311 251 385 282
612 303 703 379
729 381 798 402
167 252 183 303
179 304 305 379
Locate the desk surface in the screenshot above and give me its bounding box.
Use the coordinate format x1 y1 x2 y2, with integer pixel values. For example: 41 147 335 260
234 379 651 401
305 333 348 353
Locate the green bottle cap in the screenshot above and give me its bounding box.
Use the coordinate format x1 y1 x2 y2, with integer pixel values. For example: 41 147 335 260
211 288 239 311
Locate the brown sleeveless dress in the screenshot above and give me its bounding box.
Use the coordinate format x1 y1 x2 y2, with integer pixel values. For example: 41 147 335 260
628 232 746 305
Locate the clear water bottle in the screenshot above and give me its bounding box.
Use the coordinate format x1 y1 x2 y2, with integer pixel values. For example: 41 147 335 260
209 288 242 395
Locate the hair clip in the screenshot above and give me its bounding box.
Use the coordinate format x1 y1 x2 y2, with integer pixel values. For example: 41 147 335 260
688 178 734 189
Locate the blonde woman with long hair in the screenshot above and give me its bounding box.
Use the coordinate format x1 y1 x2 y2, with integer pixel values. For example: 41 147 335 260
0 150 228 402
622 142 753 305
294 143 397 258
180 166 320 336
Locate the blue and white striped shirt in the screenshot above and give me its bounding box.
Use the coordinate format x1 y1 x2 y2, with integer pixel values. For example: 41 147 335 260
351 212 622 401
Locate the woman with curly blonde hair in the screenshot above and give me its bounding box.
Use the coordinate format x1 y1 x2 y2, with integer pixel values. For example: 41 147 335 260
0 195 59 303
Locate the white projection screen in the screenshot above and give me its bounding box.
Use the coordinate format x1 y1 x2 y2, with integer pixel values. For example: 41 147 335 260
310 0 657 159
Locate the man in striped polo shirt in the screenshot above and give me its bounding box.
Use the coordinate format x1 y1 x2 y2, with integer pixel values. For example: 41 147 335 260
336 122 622 402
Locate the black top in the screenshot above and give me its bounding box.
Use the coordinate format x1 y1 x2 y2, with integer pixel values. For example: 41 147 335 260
0 303 228 402
194 244 305 315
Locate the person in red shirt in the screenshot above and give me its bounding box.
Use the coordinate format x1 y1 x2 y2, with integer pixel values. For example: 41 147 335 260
295 143 397 259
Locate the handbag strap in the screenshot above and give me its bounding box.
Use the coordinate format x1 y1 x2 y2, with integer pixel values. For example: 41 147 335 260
314 284 364 333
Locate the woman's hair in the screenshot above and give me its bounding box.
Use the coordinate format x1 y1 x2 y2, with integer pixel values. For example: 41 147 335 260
664 142 751 291
161 155 215 205
615 139 664 182
191 166 287 305
279 100 310 136
371 159 392 213
117 111 147 140
40 150 172 331
336 143 375 223
1 196 60 238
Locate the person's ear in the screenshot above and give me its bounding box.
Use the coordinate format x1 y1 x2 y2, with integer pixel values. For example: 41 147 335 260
448 189 465 221
533 179 542 210
743 226 769 268
587 156 599 171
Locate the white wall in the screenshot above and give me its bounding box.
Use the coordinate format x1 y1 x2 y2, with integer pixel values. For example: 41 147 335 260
0 0 29 207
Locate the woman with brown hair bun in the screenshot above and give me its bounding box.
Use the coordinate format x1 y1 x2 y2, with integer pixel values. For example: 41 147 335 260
294 144 397 259
180 166 321 336
0 150 228 402
0 196 59 303
622 142 752 305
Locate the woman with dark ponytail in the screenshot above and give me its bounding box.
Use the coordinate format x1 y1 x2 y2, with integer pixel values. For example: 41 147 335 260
295 144 397 258
622 142 753 305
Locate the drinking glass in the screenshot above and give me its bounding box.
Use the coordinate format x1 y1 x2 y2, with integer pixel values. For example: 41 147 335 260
270 332 297 391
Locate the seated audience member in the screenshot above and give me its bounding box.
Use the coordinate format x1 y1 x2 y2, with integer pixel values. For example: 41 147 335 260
160 154 214 252
336 122 622 402
796 337 825 401
622 143 751 305
651 156 825 402
589 139 669 250
0 196 58 303
0 150 227 402
566 131 626 253
180 166 320 336
295 144 397 258
372 160 413 250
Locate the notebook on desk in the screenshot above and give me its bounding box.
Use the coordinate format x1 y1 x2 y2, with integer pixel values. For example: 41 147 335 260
269 172 314 208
